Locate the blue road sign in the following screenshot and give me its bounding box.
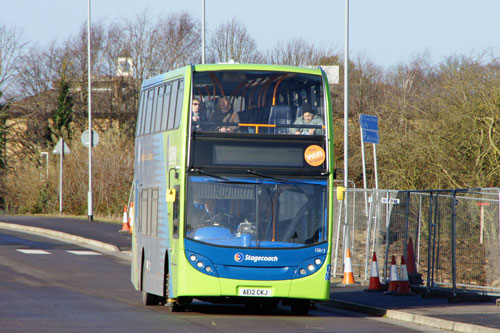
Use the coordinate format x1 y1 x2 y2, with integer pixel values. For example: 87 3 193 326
362 129 379 144
360 114 378 131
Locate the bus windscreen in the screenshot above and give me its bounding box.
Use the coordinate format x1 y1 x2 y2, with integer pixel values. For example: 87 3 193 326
185 176 328 248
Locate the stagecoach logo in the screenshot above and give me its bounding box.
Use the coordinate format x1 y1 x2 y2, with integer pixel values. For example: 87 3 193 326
234 252 244 262
233 252 278 263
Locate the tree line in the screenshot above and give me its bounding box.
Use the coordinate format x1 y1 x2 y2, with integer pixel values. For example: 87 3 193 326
0 11 499 217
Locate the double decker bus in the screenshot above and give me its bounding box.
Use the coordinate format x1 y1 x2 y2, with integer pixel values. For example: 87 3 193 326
131 64 334 315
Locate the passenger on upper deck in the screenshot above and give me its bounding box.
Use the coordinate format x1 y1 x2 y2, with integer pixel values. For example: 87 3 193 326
291 104 323 135
191 97 204 130
210 97 240 132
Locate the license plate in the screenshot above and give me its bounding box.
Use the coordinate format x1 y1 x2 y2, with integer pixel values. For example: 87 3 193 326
238 288 272 297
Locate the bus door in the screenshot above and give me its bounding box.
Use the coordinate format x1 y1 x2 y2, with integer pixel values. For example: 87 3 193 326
165 135 181 299
131 183 140 289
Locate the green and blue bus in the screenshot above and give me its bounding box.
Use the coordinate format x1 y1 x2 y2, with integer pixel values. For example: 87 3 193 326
131 64 334 315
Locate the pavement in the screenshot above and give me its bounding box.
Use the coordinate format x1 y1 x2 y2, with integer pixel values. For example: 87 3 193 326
1 215 499 332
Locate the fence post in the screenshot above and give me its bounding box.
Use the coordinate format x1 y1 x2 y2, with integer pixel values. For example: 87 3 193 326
403 191 410 260
333 198 343 278
383 190 391 283
364 190 372 280
351 190 356 253
451 190 457 296
426 191 434 291
416 195 423 272
431 193 441 291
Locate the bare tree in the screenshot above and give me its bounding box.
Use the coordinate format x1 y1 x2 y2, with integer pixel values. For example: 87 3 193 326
10 45 61 153
156 12 202 70
117 11 201 81
265 38 334 67
119 11 162 82
0 25 27 101
62 20 116 104
427 54 500 188
375 55 438 189
209 17 262 64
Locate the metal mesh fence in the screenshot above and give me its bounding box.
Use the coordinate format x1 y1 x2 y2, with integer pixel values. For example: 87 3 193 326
331 187 500 295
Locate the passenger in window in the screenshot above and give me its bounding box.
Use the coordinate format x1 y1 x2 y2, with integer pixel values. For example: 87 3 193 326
210 97 240 132
291 104 323 135
191 98 204 130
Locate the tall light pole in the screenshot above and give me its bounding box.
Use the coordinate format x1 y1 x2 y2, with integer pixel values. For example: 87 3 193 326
202 0 206 64
87 0 93 222
343 0 350 246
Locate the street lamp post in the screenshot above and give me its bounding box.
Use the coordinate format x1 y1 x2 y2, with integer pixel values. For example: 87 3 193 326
202 0 205 64
343 0 350 247
87 0 93 222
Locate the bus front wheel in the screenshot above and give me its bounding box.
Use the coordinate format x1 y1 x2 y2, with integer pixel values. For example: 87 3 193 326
166 297 193 312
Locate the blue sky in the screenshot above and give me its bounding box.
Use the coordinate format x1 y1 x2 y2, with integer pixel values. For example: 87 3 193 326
4 0 500 68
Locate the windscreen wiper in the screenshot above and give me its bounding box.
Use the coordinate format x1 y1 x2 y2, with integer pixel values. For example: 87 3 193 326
246 169 288 183
190 168 229 181
246 169 322 186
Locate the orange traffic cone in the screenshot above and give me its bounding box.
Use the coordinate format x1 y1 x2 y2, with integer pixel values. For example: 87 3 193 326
128 202 134 235
341 248 356 285
120 205 130 232
395 255 413 295
407 237 423 285
385 255 399 294
365 252 382 292
407 237 417 275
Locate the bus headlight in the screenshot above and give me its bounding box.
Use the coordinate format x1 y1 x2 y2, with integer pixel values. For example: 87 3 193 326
185 251 218 277
294 255 327 279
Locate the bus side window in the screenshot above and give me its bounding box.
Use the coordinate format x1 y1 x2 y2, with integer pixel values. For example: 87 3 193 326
174 80 184 129
154 86 164 133
144 88 155 134
151 86 162 133
172 185 180 239
168 80 179 130
140 188 159 236
140 189 149 235
160 83 172 131
136 91 146 136
151 188 159 236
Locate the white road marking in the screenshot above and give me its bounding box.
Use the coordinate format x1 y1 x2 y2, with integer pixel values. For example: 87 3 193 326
66 250 102 256
17 249 51 254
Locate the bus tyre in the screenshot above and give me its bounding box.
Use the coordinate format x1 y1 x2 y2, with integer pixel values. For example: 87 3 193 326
142 291 160 306
169 297 192 312
290 299 310 316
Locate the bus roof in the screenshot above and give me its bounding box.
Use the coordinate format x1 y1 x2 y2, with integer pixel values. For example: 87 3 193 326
193 63 323 75
141 64 324 89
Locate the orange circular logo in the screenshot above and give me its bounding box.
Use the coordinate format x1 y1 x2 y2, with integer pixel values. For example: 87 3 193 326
304 145 326 166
